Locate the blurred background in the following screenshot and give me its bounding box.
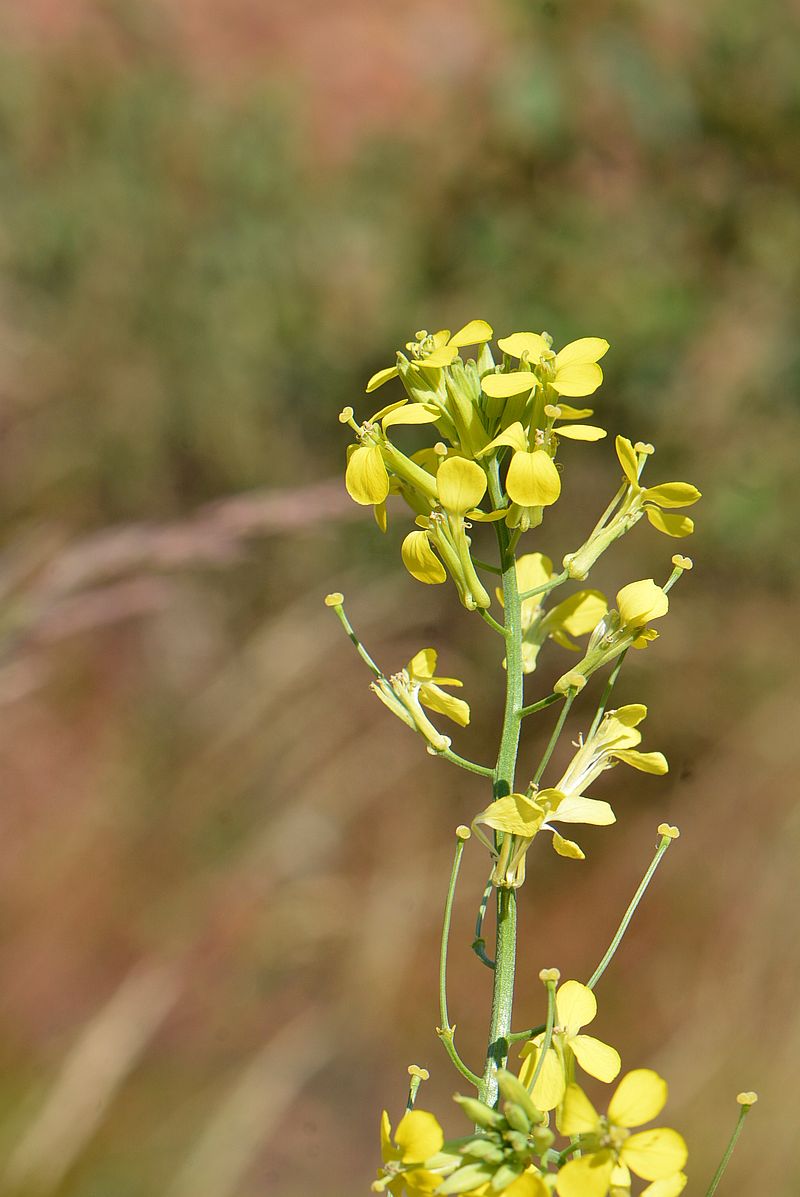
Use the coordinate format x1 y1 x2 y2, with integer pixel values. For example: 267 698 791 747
0 1 798 1194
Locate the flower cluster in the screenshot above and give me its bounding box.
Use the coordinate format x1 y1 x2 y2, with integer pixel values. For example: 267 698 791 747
330 320 756 1197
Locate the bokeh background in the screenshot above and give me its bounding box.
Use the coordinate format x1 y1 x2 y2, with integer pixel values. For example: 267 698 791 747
0 1 799 1194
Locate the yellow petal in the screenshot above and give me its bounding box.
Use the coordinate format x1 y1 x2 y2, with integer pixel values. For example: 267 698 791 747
616 580 669 627
552 831 585 859
558 1083 601 1136
518 1045 566 1111
419 344 459 368
570 1035 622 1083
449 319 493 347
366 365 399 392
642 482 702 509
646 508 695 538
374 501 388 533
407 648 437 679
382 403 441 429
394 1109 444 1164
419 682 470 727
554 403 594 419
608 1069 668 1128
497 332 548 360
475 421 529 457
556 980 596 1034
613 749 668 774
475 793 545 837
615 436 639 486
549 590 608 637
436 457 487 515
516 552 554 594
346 444 390 505
556 1154 615 1197
380 1109 395 1163
550 796 616 826
642 1173 688 1197
621 1129 688 1181
401 531 446 585
552 362 603 397
613 704 648 726
505 1170 550 1197
482 371 537 398
554 337 610 368
506 450 561 507
556 424 607 441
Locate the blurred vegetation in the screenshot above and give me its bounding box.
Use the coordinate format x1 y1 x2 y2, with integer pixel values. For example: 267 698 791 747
0 1 799 1195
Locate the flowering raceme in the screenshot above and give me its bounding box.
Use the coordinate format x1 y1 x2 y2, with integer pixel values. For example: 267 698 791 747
328 319 755 1197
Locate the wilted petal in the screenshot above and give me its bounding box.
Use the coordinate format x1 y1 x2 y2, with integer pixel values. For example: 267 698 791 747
419 682 470 727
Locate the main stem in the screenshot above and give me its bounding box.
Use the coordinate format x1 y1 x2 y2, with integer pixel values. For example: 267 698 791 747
479 471 523 1106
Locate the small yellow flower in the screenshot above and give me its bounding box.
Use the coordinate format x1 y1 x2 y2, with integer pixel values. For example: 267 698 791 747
497 553 607 673
616 579 669 628
367 321 493 392
374 1109 444 1195
372 649 469 753
490 333 609 397
555 1071 688 1197
519 981 621 1111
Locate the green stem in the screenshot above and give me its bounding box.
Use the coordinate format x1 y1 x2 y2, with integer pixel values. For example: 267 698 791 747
587 649 628 737
473 557 503 576
478 608 506 636
525 978 557 1096
479 461 523 1106
508 1023 546 1045
518 569 569 602
586 830 676 990
530 690 576 789
328 600 383 678
472 871 496 969
440 748 496 778
438 831 482 1088
703 1104 754 1197
519 692 562 721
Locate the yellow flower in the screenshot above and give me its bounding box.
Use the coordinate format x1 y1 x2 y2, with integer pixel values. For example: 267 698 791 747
497 553 607 673
489 333 609 398
556 704 668 799
475 421 561 525
373 1109 444 1195
400 457 492 610
366 321 493 392
472 779 617 884
556 1071 688 1197
616 579 669 628
372 649 469 753
519 981 621 1111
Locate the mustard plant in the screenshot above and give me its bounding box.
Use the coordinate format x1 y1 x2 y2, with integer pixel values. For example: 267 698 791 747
328 322 755 1197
